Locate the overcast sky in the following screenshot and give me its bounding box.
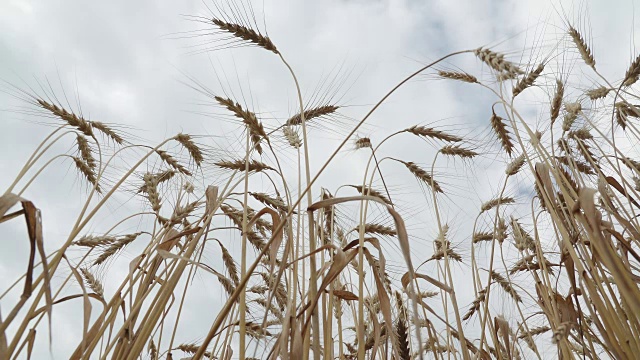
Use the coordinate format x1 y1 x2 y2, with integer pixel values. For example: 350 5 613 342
1 0 638 358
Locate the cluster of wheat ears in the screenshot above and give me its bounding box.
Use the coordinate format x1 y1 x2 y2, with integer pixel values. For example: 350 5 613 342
1 3 640 360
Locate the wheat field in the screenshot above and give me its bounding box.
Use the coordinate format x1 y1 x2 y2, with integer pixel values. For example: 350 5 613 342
1 1 640 359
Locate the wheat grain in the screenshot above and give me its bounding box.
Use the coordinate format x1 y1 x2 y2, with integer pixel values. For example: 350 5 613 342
438 70 478 84
138 170 175 193
250 192 288 213
349 185 394 205
496 217 508 244
550 80 564 124
215 96 266 154
562 102 581 132
556 155 594 175
568 128 593 140
510 218 536 251
255 298 283 320
156 149 191 175
440 145 478 158
80 267 104 298
91 121 124 144
260 272 287 310
73 235 117 247
218 275 236 297
283 125 302 148
623 53 640 86
568 26 595 68
148 339 157 360
76 134 96 170
394 292 411 360
175 133 203 166
615 102 640 130
506 154 525 176
215 159 273 172
354 136 372 149
143 173 162 213
490 270 521 302
463 288 486 321
474 48 522 74
72 156 100 192
354 223 397 237
402 161 443 193
496 70 519 82
93 232 142 265
285 105 339 126
406 125 462 142
512 63 544 97
167 200 198 226
480 196 515 213
473 231 494 243
430 248 462 262
510 256 554 275
177 343 213 358
490 110 514 156
586 86 610 100
212 18 278 54
37 99 93 136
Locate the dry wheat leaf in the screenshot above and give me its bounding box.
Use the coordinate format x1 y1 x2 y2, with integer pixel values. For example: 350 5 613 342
205 185 219 216
332 289 358 301
0 193 21 219
605 176 640 208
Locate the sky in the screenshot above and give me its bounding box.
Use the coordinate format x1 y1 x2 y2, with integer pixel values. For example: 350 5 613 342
1 0 639 358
